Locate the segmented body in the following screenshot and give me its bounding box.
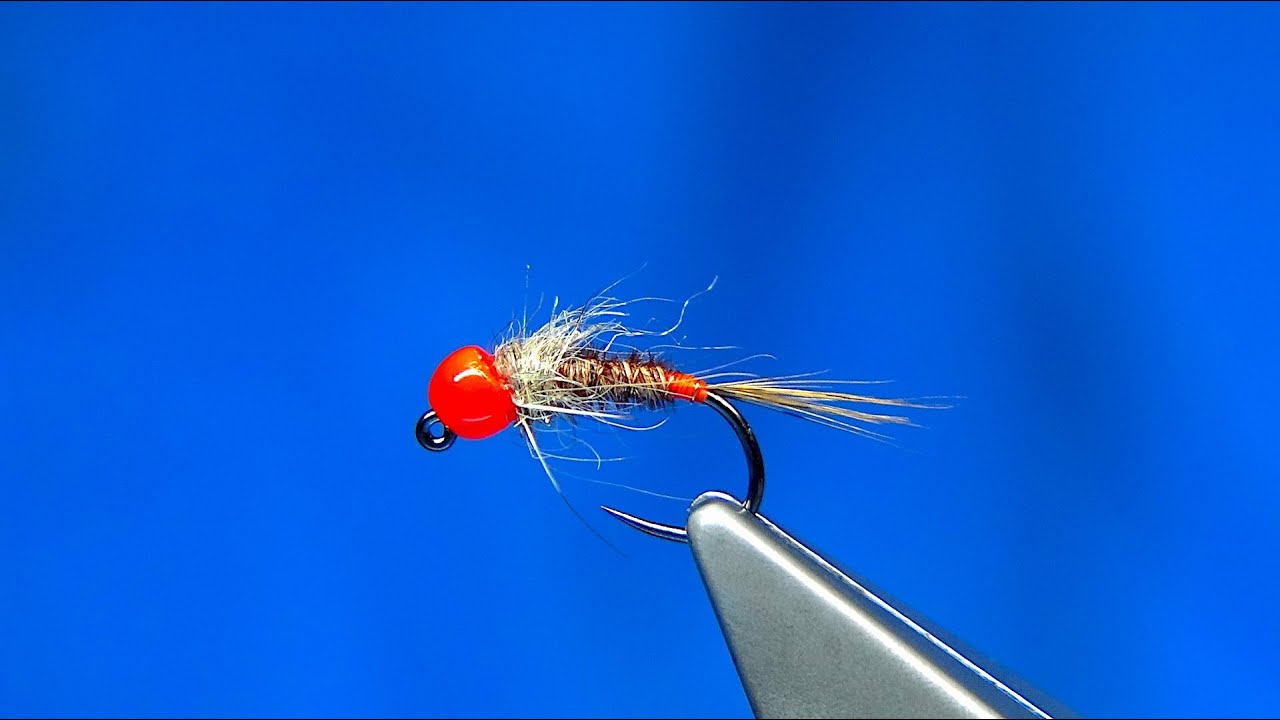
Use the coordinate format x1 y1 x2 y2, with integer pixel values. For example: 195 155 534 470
553 349 707 410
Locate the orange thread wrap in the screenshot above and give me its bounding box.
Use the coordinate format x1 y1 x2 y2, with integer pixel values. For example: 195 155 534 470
666 372 708 403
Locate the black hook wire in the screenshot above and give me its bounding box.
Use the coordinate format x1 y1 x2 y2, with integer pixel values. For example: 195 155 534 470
414 391 765 543
600 391 765 543
416 409 456 452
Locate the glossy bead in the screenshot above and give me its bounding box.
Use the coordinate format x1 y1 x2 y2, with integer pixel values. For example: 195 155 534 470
428 345 517 440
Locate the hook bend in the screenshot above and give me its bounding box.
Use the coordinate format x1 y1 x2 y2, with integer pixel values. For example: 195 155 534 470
601 391 766 543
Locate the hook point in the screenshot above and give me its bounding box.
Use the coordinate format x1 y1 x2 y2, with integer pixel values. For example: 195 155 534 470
600 505 689 543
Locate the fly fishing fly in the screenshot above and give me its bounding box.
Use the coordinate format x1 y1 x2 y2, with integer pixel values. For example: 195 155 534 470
415 276 946 542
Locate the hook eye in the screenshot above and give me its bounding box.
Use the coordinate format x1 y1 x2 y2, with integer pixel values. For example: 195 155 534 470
416 409 457 452
601 391 765 543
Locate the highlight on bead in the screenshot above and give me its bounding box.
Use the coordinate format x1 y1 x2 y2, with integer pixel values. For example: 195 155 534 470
420 273 949 520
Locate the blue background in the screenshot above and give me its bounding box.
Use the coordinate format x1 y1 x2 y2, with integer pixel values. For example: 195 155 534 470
3 2 1279 717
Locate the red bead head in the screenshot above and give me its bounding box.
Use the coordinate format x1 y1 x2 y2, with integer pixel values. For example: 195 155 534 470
428 345 518 440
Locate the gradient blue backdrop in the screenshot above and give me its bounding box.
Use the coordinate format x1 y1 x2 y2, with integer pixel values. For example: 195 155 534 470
3 2 1279 717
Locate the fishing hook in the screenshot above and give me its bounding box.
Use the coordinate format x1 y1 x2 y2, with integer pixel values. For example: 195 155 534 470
600 391 765 542
413 391 765 543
